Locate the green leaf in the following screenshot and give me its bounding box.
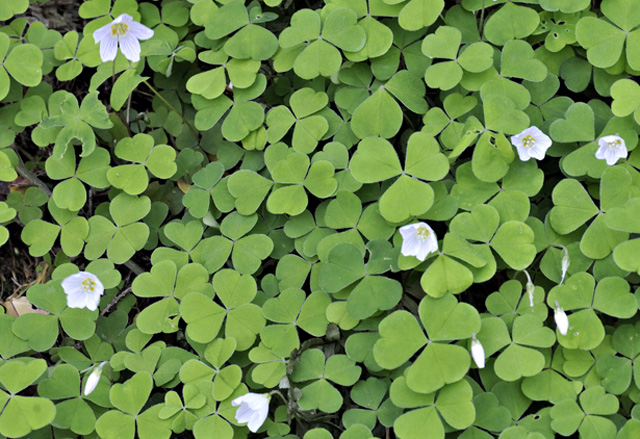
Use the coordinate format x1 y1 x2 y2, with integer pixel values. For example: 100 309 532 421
435 380 475 429
398 0 445 31
549 179 598 234
613 238 640 274
349 137 402 183
318 243 365 293
576 17 626 68
374 311 427 369
347 276 402 320
494 344 545 382
111 69 147 111
224 25 278 61
4 44 43 86
351 88 403 139
379 175 434 223
484 3 539 46
422 26 461 59
0 359 47 393
293 40 342 79
405 132 449 181
500 40 547 82
0 395 56 438
180 292 226 344
420 294 481 341
222 101 264 142
420 255 474 298
549 102 595 143
186 67 227 100
394 407 444 439
321 8 366 52
204 0 248 40
96 410 135 439
11 314 59 352
21 220 60 256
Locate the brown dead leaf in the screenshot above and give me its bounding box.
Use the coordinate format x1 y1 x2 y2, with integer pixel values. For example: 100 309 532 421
3 296 49 317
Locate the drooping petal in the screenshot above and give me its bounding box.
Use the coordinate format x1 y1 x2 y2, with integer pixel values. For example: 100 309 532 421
93 22 113 44
99 36 119 62
118 34 142 62
128 21 154 40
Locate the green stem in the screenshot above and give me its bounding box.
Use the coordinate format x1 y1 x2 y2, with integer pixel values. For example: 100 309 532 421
16 161 52 197
142 80 199 140
478 0 486 40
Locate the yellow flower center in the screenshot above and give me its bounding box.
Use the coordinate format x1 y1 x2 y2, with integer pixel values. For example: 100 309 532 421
521 135 535 148
607 139 622 150
111 22 129 36
416 226 430 239
81 278 97 293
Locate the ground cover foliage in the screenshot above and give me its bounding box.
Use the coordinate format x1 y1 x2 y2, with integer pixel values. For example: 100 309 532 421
1 0 640 438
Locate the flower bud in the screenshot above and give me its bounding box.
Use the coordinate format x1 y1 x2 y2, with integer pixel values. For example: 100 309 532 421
560 249 570 284
554 301 569 336
471 334 485 369
83 362 107 396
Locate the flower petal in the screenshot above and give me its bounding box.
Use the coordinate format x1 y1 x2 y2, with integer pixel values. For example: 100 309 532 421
118 34 141 62
93 22 113 44
99 36 118 62
128 21 154 40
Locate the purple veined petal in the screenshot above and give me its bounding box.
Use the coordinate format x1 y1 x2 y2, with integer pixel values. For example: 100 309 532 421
93 22 113 44
99 36 118 62
128 21 154 40
119 34 142 62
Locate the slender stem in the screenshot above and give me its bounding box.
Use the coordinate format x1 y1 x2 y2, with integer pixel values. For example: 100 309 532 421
124 259 144 275
100 286 132 316
478 0 486 40
126 92 132 128
142 80 199 139
15 161 52 197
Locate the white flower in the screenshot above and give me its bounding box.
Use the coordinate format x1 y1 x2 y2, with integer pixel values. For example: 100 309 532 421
61 271 104 311
83 362 107 396
554 301 569 336
399 222 438 262
471 334 485 369
510 126 553 161
232 393 270 433
595 134 627 166
93 14 154 63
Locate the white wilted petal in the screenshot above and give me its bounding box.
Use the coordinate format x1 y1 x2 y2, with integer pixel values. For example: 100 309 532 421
399 222 438 262
471 335 485 369
92 13 154 63
61 271 105 311
595 134 627 166
510 126 552 161
232 393 270 433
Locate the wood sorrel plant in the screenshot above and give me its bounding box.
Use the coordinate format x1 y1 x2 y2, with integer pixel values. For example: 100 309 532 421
0 0 639 438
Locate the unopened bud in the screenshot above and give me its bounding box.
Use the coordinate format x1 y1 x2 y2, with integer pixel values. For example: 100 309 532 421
83 362 107 396
560 249 570 285
471 334 485 369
